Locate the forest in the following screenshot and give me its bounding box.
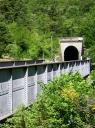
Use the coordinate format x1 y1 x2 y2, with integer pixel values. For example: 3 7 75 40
0 0 95 61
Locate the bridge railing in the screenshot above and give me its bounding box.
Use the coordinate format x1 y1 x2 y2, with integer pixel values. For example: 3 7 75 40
0 59 91 120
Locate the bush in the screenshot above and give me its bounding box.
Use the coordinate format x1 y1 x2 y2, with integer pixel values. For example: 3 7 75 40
2 73 95 128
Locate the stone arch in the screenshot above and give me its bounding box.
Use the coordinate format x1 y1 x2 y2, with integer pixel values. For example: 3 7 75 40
64 46 79 61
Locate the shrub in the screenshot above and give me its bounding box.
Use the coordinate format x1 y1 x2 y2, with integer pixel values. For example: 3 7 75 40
2 73 95 128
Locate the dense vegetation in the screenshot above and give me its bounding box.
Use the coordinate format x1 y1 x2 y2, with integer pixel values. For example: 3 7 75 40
0 0 95 60
1 73 95 128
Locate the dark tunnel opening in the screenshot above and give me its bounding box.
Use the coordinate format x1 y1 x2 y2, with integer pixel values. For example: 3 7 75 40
64 46 79 61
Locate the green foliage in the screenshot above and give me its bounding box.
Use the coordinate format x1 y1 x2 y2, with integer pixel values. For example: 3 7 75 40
87 46 95 62
0 0 95 60
0 22 11 57
0 0 30 25
2 107 27 128
2 73 95 128
4 22 59 60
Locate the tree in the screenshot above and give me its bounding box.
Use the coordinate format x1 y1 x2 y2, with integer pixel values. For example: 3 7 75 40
0 0 31 26
0 0 95 61
0 22 11 58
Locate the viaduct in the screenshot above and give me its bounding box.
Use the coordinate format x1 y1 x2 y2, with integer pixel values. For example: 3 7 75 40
0 37 91 120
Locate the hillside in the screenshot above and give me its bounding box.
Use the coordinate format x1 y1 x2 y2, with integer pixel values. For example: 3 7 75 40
0 0 95 61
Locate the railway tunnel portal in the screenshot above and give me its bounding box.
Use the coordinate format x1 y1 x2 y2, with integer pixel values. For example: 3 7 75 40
60 37 83 61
